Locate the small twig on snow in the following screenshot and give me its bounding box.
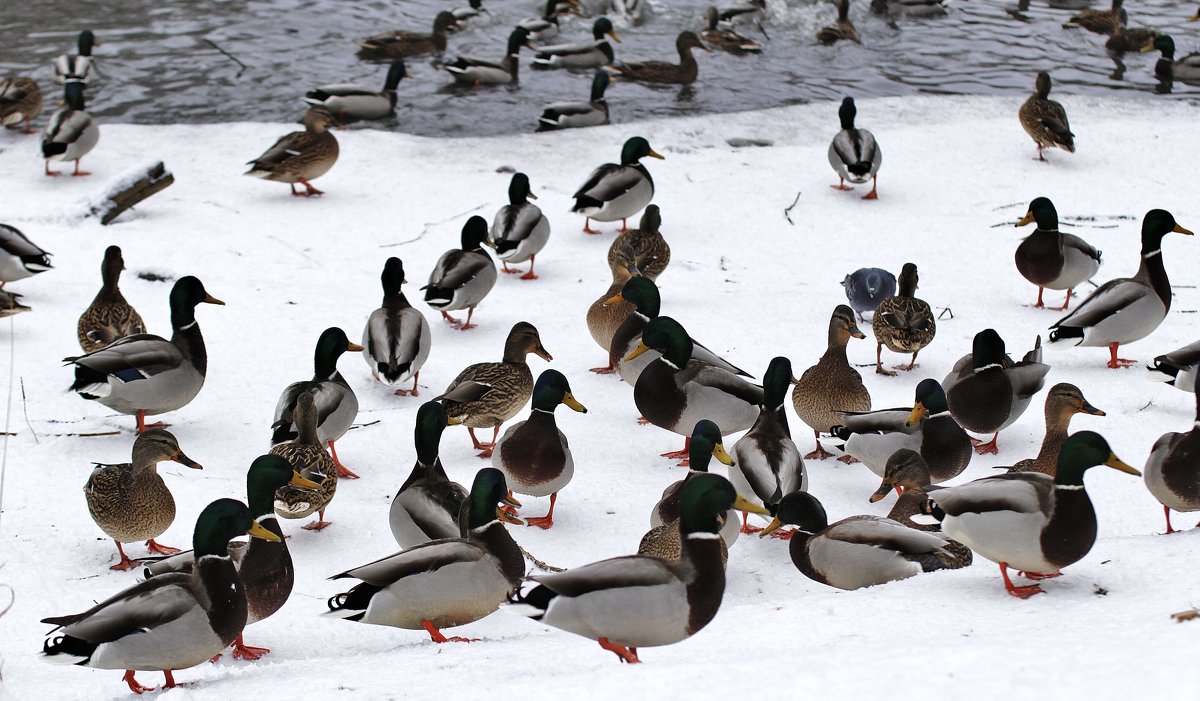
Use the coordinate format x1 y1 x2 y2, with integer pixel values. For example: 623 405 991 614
783 190 802 225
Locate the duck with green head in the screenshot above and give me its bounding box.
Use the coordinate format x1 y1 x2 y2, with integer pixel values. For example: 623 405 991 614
943 329 1049 454
572 136 665 234
1141 35 1200 83
646 420 742 550
423 216 498 330
390 401 469 548
1014 197 1102 310
491 172 550 280
304 58 409 123
537 70 612 131
41 81 98 176
363 257 430 396
532 17 620 70
53 29 98 86
444 27 534 86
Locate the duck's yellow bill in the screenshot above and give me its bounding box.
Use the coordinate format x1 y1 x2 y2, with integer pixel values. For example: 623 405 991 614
608 31 621 43
248 521 282 542
1016 211 1035 227
563 392 588 413
1105 453 1141 476
1140 42 1157 52
347 342 365 352
1173 224 1194 235
905 402 927 428
503 491 522 509
624 340 651 361
497 507 524 526
291 471 322 490
446 416 463 426
712 442 735 466
758 516 784 538
203 294 225 305
647 149 665 160
602 292 626 307
734 495 768 515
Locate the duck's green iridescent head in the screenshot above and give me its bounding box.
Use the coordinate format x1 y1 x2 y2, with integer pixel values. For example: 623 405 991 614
313 327 362 377
970 329 1006 370
607 276 660 317
168 275 223 328
466 467 523 528
621 136 665 165
193 498 279 557
1140 209 1192 254
246 454 320 517
508 172 535 206
1054 431 1139 486
627 315 692 368
679 473 765 535
531 369 588 413
687 419 735 471
1017 197 1058 230
762 356 795 408
415 400 456 464
905 378 948 427
460 216 492 251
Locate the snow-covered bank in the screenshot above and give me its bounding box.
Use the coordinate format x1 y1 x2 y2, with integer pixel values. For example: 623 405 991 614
1 95 1199 700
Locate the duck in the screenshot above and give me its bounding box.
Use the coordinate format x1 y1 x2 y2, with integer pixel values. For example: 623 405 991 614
52 29 98 86
510 473 767 663
1141 36 1200 83
700 7 763 54
270 326 363 478
41 82 99 177
1007 383 1104 475
817 0 860 44
520 0 576 43
628 316 763 462
0 290 30 317
572 136 664 234
943 329 1049 454
271 393 339 531
356 11 460 58
532 17 620 70
390 401 469 548
648 420 741 547
1144 391 1200 534
1048 209 1192 368
244 106 339 197
872 262 935 375
929 431 1139 598
445 27 533 86
423 216 498 330
833 378 972 481
842 267 896 322
612 0 647 26
363 257 430 397
41 499 279 694
325 468 525 643
1147 340 1200 392
492 370 587 529
828 97 881 198
608 204 670 281
0 223 53 286
77 245 146 353
0 76 43 133
537 71 612 131
792 305 871 460
453 0 490 24
587 244 639 374
84 429 202 571
1019 71 1074 161
65 276 223 433
867 449 973 567
717 0 767 28
438 321 553 457
303 58 408 123
869 0 948 17
1014 196 1102 310
607 31 709 85
1062 0 1125 34
492 172 550 279
1105 23 1158 53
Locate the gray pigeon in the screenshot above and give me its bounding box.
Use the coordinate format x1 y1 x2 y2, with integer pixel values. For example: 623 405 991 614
841 268 897 321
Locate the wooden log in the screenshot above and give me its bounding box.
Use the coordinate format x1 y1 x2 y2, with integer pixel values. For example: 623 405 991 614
87 161 175 225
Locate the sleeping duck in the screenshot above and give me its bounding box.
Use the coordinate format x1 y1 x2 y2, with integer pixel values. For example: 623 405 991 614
0 76 43 133
1007 383 1104 476
792 305 871 460
607 31 709 85
42 82 99 177
244 107 339 196
532 17 620 70
1019 71 1074 162
391 401 469 548
52 29 98 86
363 257 430 397
572 136 664 234
1147 339 1200 392
943 329 1049 454
356 12 460 58
78 245 146 353
423 216 498 330
0 223 53 286
829 97 881 198
271 392 339 531
492 172 550 279
1143 391 1200 533
537 71 611 131
700 7 763 54
304 59 408 123
1141 35 1200 84
1014 197 1101 310
445 27 534 86
872 262 934 375
648 420 741 548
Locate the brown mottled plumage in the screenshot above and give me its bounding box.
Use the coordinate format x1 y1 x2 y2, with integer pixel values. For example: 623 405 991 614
638 521 729 567
607 205 670 281
244 107 339 196
356 11 459 58
868 450 973 567
609 31 708 84
873 262 935 376
817 0 860 44
1008 383 1105 475
792 305 871 460
587 244 638 372
1063 0 1124 34
1019 71 1074 161
77 245 146 353
0 290 30 318
0 76 43 133
271 392 338 530
700 7 763 54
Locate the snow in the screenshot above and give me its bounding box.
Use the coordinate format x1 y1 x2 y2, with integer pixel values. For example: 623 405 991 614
1 94 1199 699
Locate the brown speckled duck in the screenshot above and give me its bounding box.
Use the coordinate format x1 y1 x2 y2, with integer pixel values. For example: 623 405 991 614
244 107 339 196
587 244 638 374
867 449 973 567
271 392 338 530
0 76 43 133
608 31 709 85
872 262 935 376
607 204 670 281
793 305 871 460
77 245 146 353
1019 72 1074 162
357 11 459 58
1063 0 1125 34
700 7 763 54
1008 383 1104 475
817 0 860 44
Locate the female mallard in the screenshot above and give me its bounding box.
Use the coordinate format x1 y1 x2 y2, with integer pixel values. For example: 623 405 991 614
326 468 525 643
872 262 934 375
0 76 43 133
608 204 670 281
1141 35 1200 84
244 107 339 197
867 449 973 567
438 321 553 457
363 257 430 396
1008 383 1104 475
532 17 620 70
0 223 53 285
356 12 459 58
1147 339 1200 392
303 59 408 123
272 393 339 531
1014 196 1102 310
1063 0 1124 34
700 7 763 54
792 305 871 460
607 31 709 85
390 401 469 547
841 267 896 322
77 245 146 353
1144 391 1200 533
1019 71 1074 161
492 370 587 529
0 290 30 317
1105 23 1158 53
1048 209 1192 368
445 27 533 86
537 71 611 131
52 30 98 86
42 82 99 177
520 0 575 42
492 172 550 279
587 244 638 373
930 431 1139 598
572 136 664 234
870 0 948 16
65 276 223 433
423 216 498 330
41 499 279 694
511 473 767 663
84 429 201 570
271 327 363 478
817 0 859 44
648 421 741 547
829 97 881 198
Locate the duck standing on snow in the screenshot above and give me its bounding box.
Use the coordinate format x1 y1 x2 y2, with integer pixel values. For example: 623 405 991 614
1014 197 1102 310
1141 36 1200 84
1147 340 1200 392
423 216 498 330
303 58 408 123
1007 383 1104 475
271 392 339 531
608 204 670 281
356 12 460 58
607 31 709 85
390 401 469 548
492 172 550 279
817 0 859 44
363 257 430 396
77 245 146 353
244 107 339 196
1143 391 1200 533
943 329 1049 454
572 136 664 234
41 82 99 177
1048 209 1192 368
587 244 638 373
701 7 763 54
52 29 98 86
828 97 881 198
532 17 620 70
842 267 896 322
445 27 534 86
872 262 935 375
1019 71 1074 162
0 223 53 286
792 305 871 460
537 71 611 131
0 76 43 133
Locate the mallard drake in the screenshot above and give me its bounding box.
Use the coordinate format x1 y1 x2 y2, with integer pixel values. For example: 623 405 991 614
533 17 619 70
867 450 971 560
829 97 881 198
303 59 408 123
423 216 498 330
717 0 767 27
607 31 709 85
439 321 553 457
0 223 53 285
872 263 934 375
52 30 98 85
649 421 741 546
0 76 43 133
390 401 469 547
817 0 859 44
326 468 525 642
84 429 201 570
1008 383 1104 475
453 0 489 24
272 393 339 531
1144 391 1200 533
244 107 339 196
869 0 948 16
77 245 146 353
42 82 98 177
834 378 972 481
445 27 533 85
572 136 664 234
943 330 1048 454
0 290 30 317
1019 72 1074 161
587 244 638 373
628 316 763 462
842 267 896 322
792 305 871 460
511 473 766 663
1014 197 1102 310
1063 0 1124 34
492 370 587 529
1141 35 1200 83
1048 209 1192 368
363 257 430 396
537 70 611 131
41 499 278 694
1147 339 1200 392
700 7 763 54
608 204 670 281
357 11 459 58
65 276 223 433
271 326 363 478
930 431 1138 598
520 0 575 42
492 172 550 279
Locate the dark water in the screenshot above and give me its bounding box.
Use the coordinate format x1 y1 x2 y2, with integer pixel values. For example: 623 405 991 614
1 0 1197 137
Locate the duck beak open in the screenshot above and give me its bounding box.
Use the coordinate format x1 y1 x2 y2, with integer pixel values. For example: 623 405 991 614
602 292 626 307
624 340 652 361
734 495 768 515
248 521 282 542
1016 211 1035 227
173 451 203 469
1105 453 1141 476
647 149 665 160
869 480 895 503
1081 402 1106 416
203 293 225 305
291 471 322 490
1173 224 1194 235
712 442 736 466
563 392 588 413
905 402 927 428
758 516 785 538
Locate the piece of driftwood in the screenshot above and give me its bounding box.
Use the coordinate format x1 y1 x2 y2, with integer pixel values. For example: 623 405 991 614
88 161 175 225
